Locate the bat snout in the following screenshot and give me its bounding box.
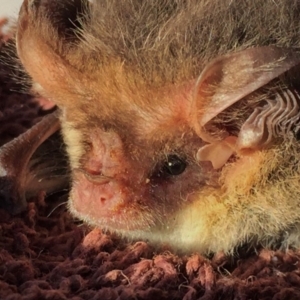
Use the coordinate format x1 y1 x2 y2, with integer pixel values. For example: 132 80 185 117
69 168 151 231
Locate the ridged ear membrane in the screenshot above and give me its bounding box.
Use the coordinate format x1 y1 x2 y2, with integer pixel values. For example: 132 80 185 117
191 46 300 141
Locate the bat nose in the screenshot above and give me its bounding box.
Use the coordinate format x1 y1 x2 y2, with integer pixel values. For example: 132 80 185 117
70 169 127 216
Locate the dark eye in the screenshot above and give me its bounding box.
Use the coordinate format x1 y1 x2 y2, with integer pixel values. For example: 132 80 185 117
162 155 187 176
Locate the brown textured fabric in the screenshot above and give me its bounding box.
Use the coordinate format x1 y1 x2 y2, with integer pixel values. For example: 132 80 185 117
1 29 300 300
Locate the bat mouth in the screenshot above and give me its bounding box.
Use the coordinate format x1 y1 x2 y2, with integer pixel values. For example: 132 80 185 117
69 166 160 231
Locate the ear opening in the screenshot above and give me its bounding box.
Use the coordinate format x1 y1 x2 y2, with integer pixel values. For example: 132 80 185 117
190 46 300 142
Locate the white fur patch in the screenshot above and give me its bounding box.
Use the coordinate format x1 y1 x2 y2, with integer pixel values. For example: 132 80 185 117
60 115 84 169
0 165 7 177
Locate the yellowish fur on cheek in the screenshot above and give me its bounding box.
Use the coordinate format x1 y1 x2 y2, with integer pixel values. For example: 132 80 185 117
171 145 300 253
172 154 266 253
171 189 227 252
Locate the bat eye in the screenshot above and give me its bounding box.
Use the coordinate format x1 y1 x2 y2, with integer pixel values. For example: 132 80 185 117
162 155 187 176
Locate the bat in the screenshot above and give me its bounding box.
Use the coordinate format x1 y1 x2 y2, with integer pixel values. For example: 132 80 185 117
4 0 300 253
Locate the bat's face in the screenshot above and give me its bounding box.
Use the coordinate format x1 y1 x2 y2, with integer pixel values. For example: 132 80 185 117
56 81 222 252
15 0 300 253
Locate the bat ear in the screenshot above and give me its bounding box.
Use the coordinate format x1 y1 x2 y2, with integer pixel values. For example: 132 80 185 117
191 46 300 140
16 0 88 106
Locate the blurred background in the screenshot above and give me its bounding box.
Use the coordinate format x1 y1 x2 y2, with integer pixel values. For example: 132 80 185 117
1 0 23 18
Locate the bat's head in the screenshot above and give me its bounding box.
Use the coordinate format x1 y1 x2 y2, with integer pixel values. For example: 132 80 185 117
16 0 300 253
